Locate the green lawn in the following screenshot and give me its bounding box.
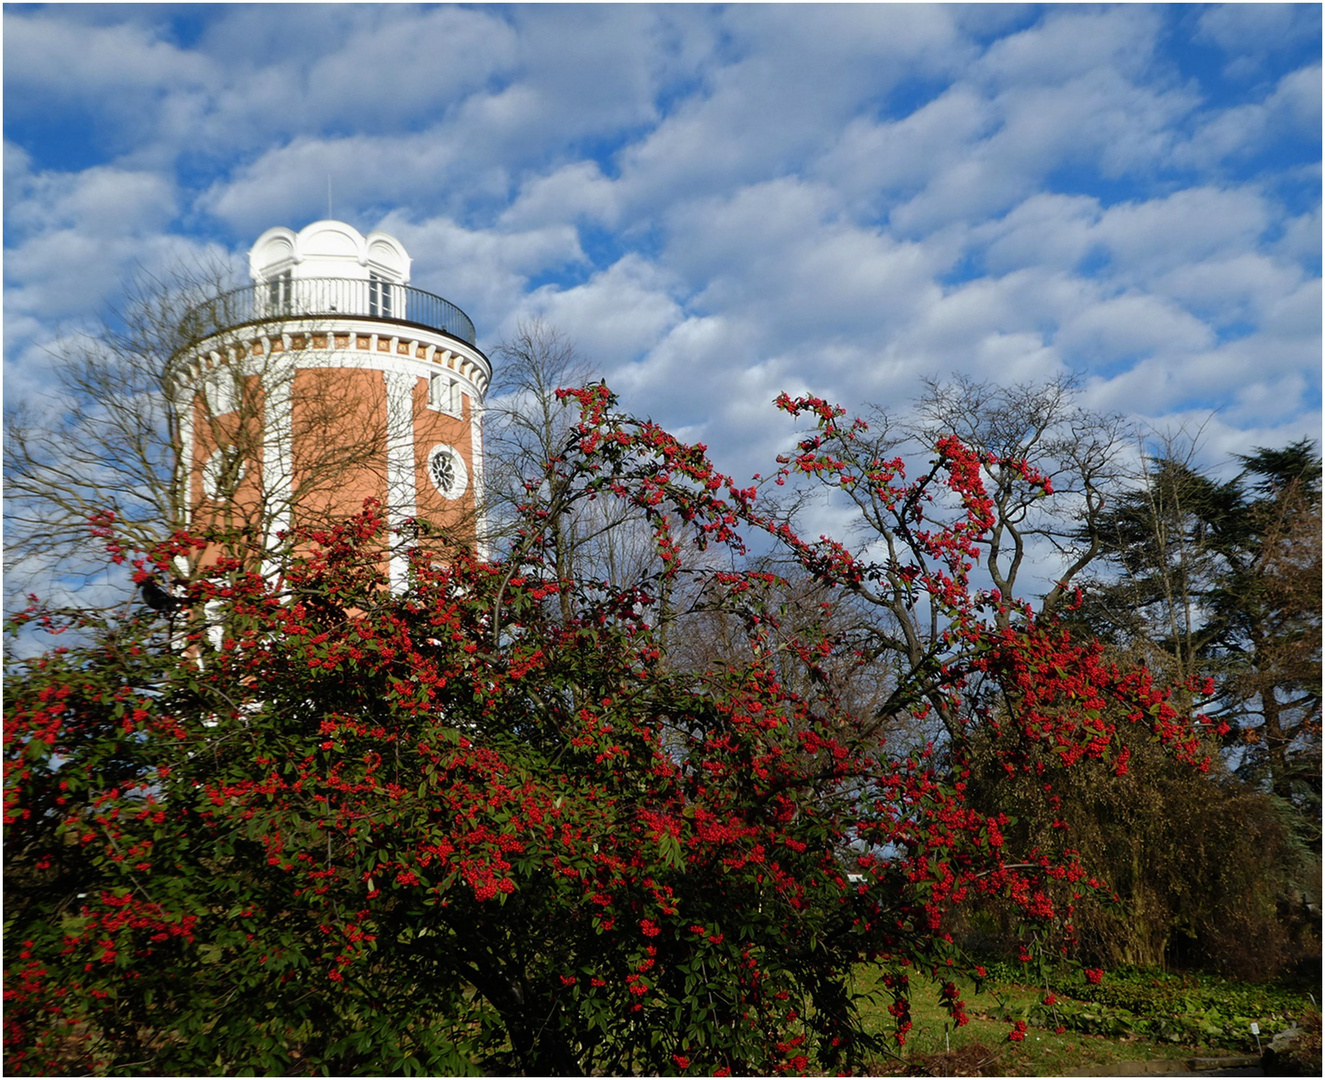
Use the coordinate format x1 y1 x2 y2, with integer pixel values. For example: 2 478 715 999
846 962 1318 1076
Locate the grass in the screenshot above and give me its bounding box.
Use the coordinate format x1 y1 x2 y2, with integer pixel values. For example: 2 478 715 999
845 961 1319 1076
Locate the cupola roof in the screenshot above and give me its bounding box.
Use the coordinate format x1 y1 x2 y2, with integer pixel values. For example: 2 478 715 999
249 220 411 285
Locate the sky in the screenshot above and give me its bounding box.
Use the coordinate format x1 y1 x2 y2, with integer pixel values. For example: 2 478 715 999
3 2 1322 518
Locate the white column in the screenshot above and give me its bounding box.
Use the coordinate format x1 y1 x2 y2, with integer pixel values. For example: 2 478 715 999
174 383 195 524
383 370 418 592
172 382 196 594
261 347 296 581
469 393 489 561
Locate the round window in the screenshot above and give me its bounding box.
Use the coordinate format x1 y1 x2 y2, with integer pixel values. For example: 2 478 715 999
427 445 468 499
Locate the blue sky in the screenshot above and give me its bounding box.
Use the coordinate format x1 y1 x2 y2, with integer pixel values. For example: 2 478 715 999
4 2 1321 495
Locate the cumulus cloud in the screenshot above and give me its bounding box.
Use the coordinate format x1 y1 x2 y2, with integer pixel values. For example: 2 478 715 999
1196 3 1322 80
195 133 476 235
1057 292 1216 364
514 255 683 366
499 162 622 231
815 86 996 212
3 11 217 105
1275 203 1324 270
1177 62 1323 170
3 1 1318 514
1089 187 1271 277
978 4 1165 86
1 162 226 329
364 210 585 350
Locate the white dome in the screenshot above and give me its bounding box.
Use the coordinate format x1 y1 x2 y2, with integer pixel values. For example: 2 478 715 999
248 220 411 285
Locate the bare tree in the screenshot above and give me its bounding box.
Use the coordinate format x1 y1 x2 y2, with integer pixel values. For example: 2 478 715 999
4 261 448 614
483 321 663 620
911 373 1133 625
662 559 937 753
5 262 234 605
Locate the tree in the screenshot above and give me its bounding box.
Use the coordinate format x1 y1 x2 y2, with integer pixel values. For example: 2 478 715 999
960 694 1310 979
1218 443 1322 824
5 387 1212 1075
764 389 1318 978
484 321 662 595
1084 440 1322 838
759 383 1132 743
911 374 1133 625
991 438 1324 977
3 264 218 602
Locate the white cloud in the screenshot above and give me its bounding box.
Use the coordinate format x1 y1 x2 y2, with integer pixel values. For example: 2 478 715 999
978 5 1164 86
815 86 996 211
3 140 33 206
969 185 1303 359
1057 292 1216 363
1181 60 1314 169
3 1 1317 553
608 5 968 222
6 164 177 239
1084 309 1320 427
977 193 1102 273
1177 62 1322 170
1275 205 1323 269
0 163 228 329
1090 187 1271 277
195 133 471 235
501 5 687 138
730 1 966 65
1156 254 1304 326
663 178 944 347
3 11 217 104
884 65 1195 234
373 211 585 345
300 6 519 128
1261 276 1323 343
499 162 622 231
514 255 683 367
1270 63 1324 130
1196 3 1321 79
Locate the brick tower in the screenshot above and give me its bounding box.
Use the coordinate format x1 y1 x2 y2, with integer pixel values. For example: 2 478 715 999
168 220 490 589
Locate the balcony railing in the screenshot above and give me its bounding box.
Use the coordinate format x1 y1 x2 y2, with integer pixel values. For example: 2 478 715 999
178 277 477 347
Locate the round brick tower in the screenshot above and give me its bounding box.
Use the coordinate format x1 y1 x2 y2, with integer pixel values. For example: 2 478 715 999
168 220 490 589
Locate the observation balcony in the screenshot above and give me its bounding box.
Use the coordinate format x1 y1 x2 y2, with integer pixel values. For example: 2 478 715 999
177 276 477 348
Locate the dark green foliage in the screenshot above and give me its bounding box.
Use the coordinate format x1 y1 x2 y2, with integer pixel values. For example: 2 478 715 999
977 961 1312 1051
1081 441 1321 832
